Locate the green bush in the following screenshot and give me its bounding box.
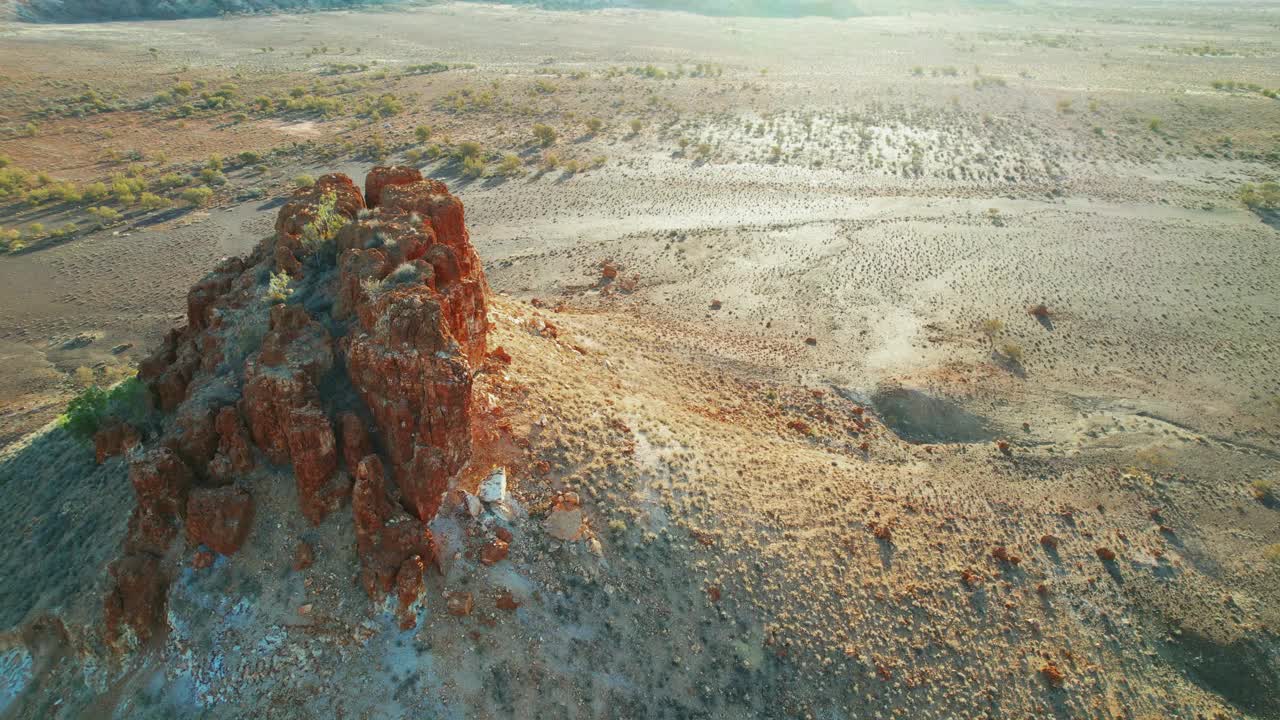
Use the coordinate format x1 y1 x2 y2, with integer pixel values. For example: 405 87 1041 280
454 141 483 161
294 174 316 188
60 377 148 440
498 154 524 177
139 192 169 210
181 186 214 206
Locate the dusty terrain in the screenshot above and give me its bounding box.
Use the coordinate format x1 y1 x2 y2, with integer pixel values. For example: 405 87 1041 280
1 1 1279 718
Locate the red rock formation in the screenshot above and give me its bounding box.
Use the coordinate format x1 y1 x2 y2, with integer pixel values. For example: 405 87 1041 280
104 167 488 647
186 486 254 555
208 406 254 482
103 554 167 645
274 174 365 273
93 419 139 464
242 304 341 524
352 454 436 601
346 287 474 522
126 447 193 554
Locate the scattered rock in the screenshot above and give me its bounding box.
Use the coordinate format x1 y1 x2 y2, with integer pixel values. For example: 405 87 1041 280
546 492 585 541
480 539 510 566
478 467 507 504
495 591 520 612
293 541 315 571
446 591 474 617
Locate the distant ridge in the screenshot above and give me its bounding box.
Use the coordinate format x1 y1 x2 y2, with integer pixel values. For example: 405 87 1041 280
14 0 407 22
12 0 939 22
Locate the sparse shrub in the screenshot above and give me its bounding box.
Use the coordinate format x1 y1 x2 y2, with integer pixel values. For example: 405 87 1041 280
84 182 110 201
200 168 227 186
180 186 214 206
300 190 347 256
88 206 123 224
1056 99 1073 114
999 343 1024 365
294 174 316 188
138 192 169 210
415 125 433 143
238 151 262 164
462 155 487 180
1147 118 1163 133
1239 182 1280 210
533 124 558 147
454 141 483 161
585 117 603 134
980 319 1005 338
695 143 712 159
497 154 524 177
1251 479 1276 503
267 270 292 303
629 118 644 135
152 173 188 191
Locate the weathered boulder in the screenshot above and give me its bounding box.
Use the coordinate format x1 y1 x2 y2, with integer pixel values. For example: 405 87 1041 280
93 419 139 464
186 485 254 555
127 447 193 553
208 406 254 482
103 554 167 646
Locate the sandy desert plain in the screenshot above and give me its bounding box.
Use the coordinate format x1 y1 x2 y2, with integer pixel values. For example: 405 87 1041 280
0 0 1278 718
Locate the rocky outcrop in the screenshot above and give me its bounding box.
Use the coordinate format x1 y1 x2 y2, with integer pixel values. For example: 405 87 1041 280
242 304 341 524
186 486 254 555
103 167 488 647
352 455 435 604
93 419 139 464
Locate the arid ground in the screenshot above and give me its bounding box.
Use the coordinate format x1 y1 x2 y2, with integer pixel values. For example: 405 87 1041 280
1 1 1278 718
